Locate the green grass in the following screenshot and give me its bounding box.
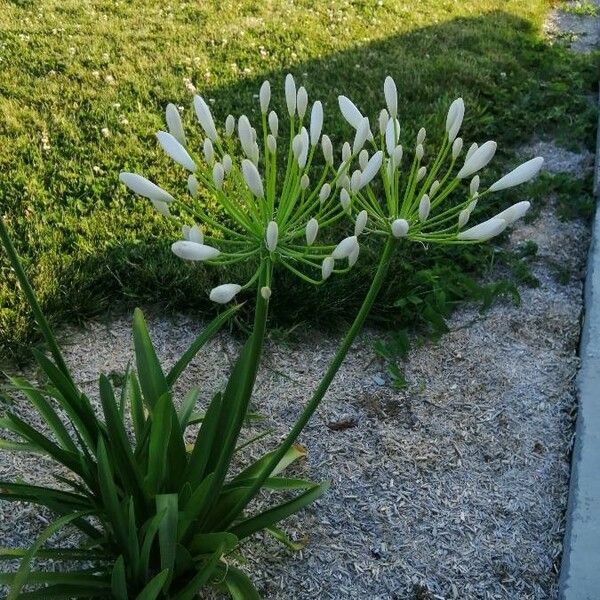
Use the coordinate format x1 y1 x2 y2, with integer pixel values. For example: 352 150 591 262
0 0 597 362
561 0 600 16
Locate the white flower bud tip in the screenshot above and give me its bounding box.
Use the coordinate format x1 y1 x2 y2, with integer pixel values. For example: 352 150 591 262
267 134 277 154
470 175 480 196
353 116 370 154
429 180 440 196
492 201 531 225
354 210 368 236
351 170 362 193
268 111 279 137
285 73 297 117
319 183 331 203
466 142 478 160
391 218 409 238
212 163 224 190
340 188 351 211
193 95 218 141
310 101 323 146
172 241 220 261
457 217 507 241
452 137 463 160
385 118 401 157
342 141 352 163
225 115 235 137
360 151 383 188
415 144 424 161
417 127 426 145
188 224 203 244
259 80 271 114
265 220 279 252
359 149 369 170
322 135 333 165
446 98 465 142
384 76 398 118
378 109 390 137
488 157 544 192
119 172 174 203
338 95 364 129
297 86 308 118
457 140 497 179
332 235 358 260
306 218 319 245
260 286 272 300
209 283 242 304
418 194 431 223
203 138 214 164
393 145 403 166
348 243 360 267
187 174 198 197
156 131 196 172
241 159 264 197
222 154 232 174
166 103 186 146
300 174 310 190
322 256 334 280
416 166 427 182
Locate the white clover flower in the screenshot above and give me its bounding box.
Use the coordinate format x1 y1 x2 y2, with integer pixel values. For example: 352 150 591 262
209 283 242 303
306 218 319 245
172 241 220 261
156 131 196 172
268 111 279 137
457 141 497 179
297 86 308 118
332 235 358 259
166 103 186 146
119 173 174 203
391 218 409 238
488 157 544 192
310 101 323 146
354 210 368 236
384 76 398 118
193 95 218 141
457 217 507 241
259 81 271 114
241 159 264 197
285 73 297 116
266 220 279 251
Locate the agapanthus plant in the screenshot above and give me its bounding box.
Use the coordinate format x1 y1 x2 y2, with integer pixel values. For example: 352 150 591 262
0 74 543 599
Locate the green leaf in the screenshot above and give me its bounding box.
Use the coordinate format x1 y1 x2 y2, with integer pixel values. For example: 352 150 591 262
145 393 172 495
178 387 200 429
231 444 307 484
188 532 237 556
0 547 107 562
178 474 215 542
139 511 166 581
111 556 128 600
133 569 169 600
0 438 40 452
266 526 307 551
132 308 168 409
174 543 225 600
228 482 329 540
128 372 147 445
16 583 111 599
156 494 178 585
7 511 92 600
166 304 241 386
0 482 91 510
221 565 262 600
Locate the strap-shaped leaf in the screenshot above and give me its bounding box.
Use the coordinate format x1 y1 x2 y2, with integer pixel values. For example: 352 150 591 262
0 547 107 562
145 393 172 495
15 582 111 598
139 510 167 582
132 308 168 409
111 556 128 600
174 543 225 600
228 482 329 540
128 372 146 445
156 494 178 586
188 532 237 556
266 526 307 551
178 387 200 429
166 304 241 386
178 474 215 542
221 565 262 600
230 444 307 486
0 481 91 509
133 569 169 600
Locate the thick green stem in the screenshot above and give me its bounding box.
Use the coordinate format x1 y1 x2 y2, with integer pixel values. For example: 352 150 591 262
222 236 397 526
0 216 73 382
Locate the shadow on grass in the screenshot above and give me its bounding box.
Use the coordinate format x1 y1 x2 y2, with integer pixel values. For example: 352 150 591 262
1 10 597 363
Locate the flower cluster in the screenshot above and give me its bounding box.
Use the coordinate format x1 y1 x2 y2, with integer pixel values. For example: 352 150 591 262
335 76 544 245
121 75 371 303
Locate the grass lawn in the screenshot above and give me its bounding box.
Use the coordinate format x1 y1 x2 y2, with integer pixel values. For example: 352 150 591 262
0 0 597 362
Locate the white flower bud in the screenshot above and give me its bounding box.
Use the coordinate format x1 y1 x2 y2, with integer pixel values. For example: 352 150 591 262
457 217 507 241
265 220 278 251
488 157 544 192
348 243 360 267
359 149 369 170
429 180 440 196
354 210 368 236
417 127 426 145
261 286 272 300
452 137 463 160
188 224 203 244
166 103 186 146
310 101 323 146
418 194 431 222
322 256 334 280
384 76 398 118
378 109 390 137
332 235 358 259
156 131 196 172
466 142 478 160
300 173 310 190
193 95 218 141
338 95 364 129
285 73 297 117
298 127 309 168
238 115 255 159
342 142 351 163
151 201 171 217
187 174 198 197
393 145 403 166
319 183 331 203
446 98 465 143
172 241 220 261
222 154 232 174
492 201 531 225
351 170 362 192
353 117 370 154
340 188 351 211
470 175 480 196
268 111 279 137
391 218 409 238
212 162 224 190
259 80 271 114
386 158 395 181
203 138 214 164
385 118 400 157
209 283 242 304
241 159 264 197
417 166 427 182
457 141 497 179
306 218 319 245
119 173 174 203
292 134 303 159
297 86 308 118
182 225 191 240
458 208 470 228
360 151 383 188
322 135 333 165
225 115 235 137
338 173 350 190
415 143 424 161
